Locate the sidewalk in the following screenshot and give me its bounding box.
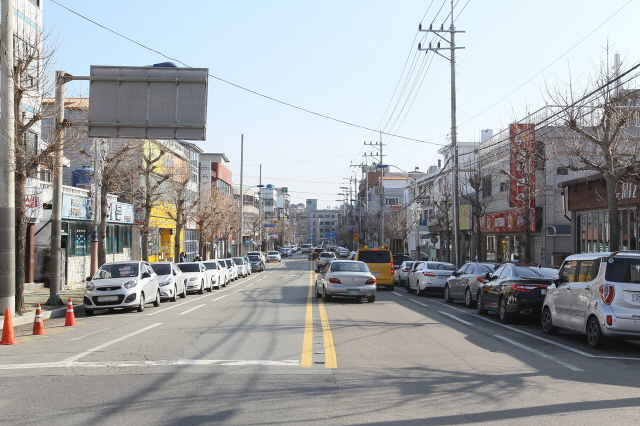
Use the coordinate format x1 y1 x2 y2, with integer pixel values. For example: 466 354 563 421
1 287 86 328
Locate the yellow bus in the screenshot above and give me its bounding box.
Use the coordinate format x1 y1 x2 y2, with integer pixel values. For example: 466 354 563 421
356 247 395 290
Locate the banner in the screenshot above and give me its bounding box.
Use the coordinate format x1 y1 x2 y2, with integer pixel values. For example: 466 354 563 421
509 124 536 208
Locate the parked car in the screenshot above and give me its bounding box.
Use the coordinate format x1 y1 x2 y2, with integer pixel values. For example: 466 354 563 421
393 254 411 267
202 260 224 289
316 251 337 272
224 258 239 280
406 261 456 295
247 254 265 272
278 247 290 257
542 252 640 348
394 261 414 287
84 261 160 315
178 262 211 294
444 262 500 308
246 251 266 264
233 257 249 278
309 247 324 261
216 259 231 286
267 251 282 262
315 260 376 303
150 261 187 302
476 263 558 322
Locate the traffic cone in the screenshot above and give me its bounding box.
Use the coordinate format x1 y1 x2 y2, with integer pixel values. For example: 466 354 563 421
64 298 76 326
32 304 45 335
1 308 20 345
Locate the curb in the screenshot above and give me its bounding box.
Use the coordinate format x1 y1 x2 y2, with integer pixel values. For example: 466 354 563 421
1 305 85 329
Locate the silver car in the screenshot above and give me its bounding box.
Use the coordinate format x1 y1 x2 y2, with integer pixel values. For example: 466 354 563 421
150 261 187 302
394 261 415 287
444 262 499 308
316 251 337 272
407 261 456 296
542 251 640 348
315 260 376 303
233 257 249 278
84 261 160 316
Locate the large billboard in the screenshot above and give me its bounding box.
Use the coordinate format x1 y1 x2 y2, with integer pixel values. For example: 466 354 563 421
509 123 536 208
89 66 208 140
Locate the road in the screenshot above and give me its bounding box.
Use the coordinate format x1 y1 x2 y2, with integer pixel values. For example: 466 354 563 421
2 256 640 425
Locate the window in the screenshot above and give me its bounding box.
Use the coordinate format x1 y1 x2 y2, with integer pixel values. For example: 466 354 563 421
557 167 568 175
26 131 37 160
385 198 399 206
482 176 492 197
499 182 508 192
560 260 578 283
577 260 599 282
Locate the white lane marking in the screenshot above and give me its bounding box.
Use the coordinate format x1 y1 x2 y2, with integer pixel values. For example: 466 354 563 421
212 295 228 302
0 359 301 370
494 335 583 371
147 293 209 316
234 289 243 292
439 311 474 326
409 299 429 307
179 304 206 315
62 323 162 363
392 292 404 297
69 328 110 341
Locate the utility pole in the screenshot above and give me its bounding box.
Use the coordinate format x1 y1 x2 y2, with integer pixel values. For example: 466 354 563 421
238 134 244 257
364 132 386 247
418 0 464 266
0 0 15 315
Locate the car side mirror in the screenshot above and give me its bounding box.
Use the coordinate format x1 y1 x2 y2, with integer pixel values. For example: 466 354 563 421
142 272 151 278
452 271 461 277
485 272 493 280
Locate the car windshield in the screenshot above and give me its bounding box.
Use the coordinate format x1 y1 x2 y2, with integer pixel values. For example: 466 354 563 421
268 252 279 255
225 260 233 266
248 256 260 261
233 258 244 264
320 252 335 258
178 263 201 273
94 263 139 279
203 262 217 270
358 251 392 263
330 262 369 272
426 262 456 271
605 257 640 283
150 264 171 275
217 261 226 267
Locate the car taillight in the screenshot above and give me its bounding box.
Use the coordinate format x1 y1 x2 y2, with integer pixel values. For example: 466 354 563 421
510 284 546 292
391 262 394 274
402 268 408 272
365 278 376 284
477 276 487 283
328 278 341 284
599 284 615 304
423 272 436 277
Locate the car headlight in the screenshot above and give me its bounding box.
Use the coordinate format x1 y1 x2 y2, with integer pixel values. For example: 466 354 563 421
189 277 199 281
123 279 138 289
159 276 172 286
86 282 95 291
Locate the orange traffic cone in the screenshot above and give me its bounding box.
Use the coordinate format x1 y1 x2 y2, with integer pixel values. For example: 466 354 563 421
1 308 20 345
32 304 45 335
65 298 76 326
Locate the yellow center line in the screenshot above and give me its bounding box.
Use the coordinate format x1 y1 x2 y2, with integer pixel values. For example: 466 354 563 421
300 264 314 367
318 298 337 369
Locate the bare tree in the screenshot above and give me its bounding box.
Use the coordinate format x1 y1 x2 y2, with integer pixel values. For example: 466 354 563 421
431 178 453 262
546 54 640 250
461 166 493 262
162 164 198 261
386 206 412 254
195 186 227 259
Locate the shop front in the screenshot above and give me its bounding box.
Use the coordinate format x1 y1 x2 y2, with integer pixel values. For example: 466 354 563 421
480 209 538 263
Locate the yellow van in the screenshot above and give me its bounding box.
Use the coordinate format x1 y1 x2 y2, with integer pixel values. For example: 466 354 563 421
356 247 395 290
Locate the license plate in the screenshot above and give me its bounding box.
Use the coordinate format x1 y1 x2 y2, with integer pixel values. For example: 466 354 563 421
541 289 547 295
372 272 380 276
347 289 360 295
99 295 119 302
633 294 640 303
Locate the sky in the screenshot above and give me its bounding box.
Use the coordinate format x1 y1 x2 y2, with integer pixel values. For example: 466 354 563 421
44 0 640 207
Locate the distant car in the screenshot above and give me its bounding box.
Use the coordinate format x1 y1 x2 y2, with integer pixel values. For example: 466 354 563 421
233 257 249 278
309 247 324 261
476 263 558 323
444 262 500 308
224 258 239 280
315 260 376 303
278 248 289 257
338 248 350 258
216 260 231 286
406 261 456 295
178 262 211 294
267 251 282 262
301 244 312 253
394 261 415 287
246 251 266 264
84 261 160 316
247 254 265 272
150 261 187 302
202 260 223 289
316 251 337 272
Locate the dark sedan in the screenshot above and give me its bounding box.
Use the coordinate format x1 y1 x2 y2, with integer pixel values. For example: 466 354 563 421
476 264 558 323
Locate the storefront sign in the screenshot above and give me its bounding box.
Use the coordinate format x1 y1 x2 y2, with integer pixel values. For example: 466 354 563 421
107 202 134 224
509 123 536 208
62 195 92 220
479 209 536 233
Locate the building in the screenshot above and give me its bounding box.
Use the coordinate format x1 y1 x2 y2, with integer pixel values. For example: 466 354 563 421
199 153 233 257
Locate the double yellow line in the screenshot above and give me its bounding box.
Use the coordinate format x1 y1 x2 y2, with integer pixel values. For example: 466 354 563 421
301 267 337 368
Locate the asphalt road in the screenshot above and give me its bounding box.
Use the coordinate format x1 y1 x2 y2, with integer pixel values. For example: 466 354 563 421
2 256 640 425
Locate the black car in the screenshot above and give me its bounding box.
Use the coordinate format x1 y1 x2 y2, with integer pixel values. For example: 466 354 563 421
309 247 324 261
247 255 265 272
476 264 558 323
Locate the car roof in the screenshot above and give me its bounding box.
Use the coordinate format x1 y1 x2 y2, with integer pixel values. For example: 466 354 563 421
104 260 143 265
150 261 173 265
565 251 640 261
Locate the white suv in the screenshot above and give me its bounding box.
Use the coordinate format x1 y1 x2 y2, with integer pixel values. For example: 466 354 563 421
542 251 640 348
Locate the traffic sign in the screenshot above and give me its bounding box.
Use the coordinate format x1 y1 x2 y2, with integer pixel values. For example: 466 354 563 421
344 226 354 230
264 224 275 228
294 234 301 238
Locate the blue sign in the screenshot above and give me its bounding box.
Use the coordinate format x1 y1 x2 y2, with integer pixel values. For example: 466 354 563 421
294 234 301 238
326 231 336 239
264 224 276 228
344 226 354 230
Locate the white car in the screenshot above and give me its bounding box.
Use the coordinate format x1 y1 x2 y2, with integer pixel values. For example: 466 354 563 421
266 251 282 262
202 260 223 289
216 259 231 286
233 257 249 278
150 261 187 302
84 261 160 315
316 251 337 272
406 261 456 295
224 258 239 280
178 262 211 294
338 248 350 258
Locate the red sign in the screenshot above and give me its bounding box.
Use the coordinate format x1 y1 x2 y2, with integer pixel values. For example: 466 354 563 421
509 124 536 208
479 209 536 233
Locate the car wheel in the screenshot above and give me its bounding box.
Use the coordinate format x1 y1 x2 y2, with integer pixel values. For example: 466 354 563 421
477 292 488 315
541 307 559 335
198 280 205 294
137 293 145 312
368 295 375 303
444 285 453 303
315 285 322 298
207 280 213 292
389 285 394 292
153 290 161 307
587 316 606 349
84 308 94 316
171 285 178 302
180 284 187 298
464 288 475 308
498 296 511 323
323 289 332 302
